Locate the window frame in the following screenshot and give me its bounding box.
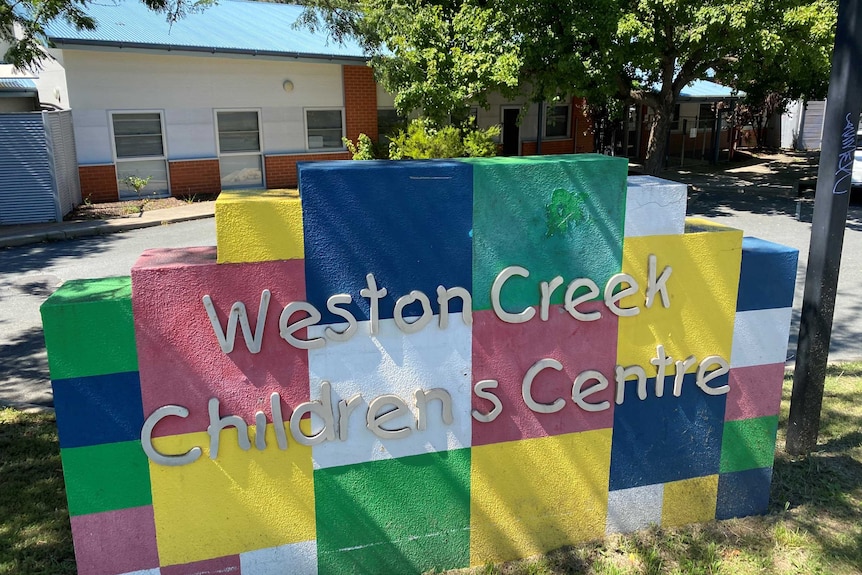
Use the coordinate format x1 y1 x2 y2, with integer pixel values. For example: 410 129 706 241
214 108 265 190
109 110 170 199
304 107 346 151
543 104 571 140
109 110 168 162
214 108 263 156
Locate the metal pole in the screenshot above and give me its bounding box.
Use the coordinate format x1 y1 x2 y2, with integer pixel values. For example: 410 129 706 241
787 0 862 455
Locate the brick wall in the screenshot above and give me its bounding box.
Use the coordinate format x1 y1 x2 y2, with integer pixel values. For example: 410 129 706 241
521 139 576 156
79 165 119 203
343 65 378 143
168 159 222 197
265 152 351 189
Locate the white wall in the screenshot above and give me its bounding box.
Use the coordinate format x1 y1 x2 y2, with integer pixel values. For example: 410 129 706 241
63 50 346 163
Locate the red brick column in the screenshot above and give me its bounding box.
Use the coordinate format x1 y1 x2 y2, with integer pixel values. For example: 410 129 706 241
168 159 222 197
343 65 378 143
78 165 119 203
521 139 576 156
265 152 351 189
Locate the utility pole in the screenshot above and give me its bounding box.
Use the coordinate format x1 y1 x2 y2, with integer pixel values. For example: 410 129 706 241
787 0 862 455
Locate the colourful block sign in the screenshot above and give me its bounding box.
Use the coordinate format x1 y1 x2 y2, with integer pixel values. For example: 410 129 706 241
40 155 798 575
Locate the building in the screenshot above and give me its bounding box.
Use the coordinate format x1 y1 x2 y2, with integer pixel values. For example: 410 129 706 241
41 0 594 203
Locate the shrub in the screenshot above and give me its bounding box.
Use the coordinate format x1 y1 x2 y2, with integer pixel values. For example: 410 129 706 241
343 133 376 160
388 118 499 159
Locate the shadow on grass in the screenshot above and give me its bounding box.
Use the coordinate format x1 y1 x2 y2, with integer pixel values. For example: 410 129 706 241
0 410 75 575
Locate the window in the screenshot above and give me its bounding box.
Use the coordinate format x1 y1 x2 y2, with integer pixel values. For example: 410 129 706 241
216 110 263 189
544 105 570 139
306 109 345 150
669 104 681 131
111 112 169 199
377 109 407 146
698 103 716 130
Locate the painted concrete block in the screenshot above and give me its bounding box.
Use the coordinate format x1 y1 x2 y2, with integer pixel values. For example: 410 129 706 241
469 155 627 312
239 541 318 575
661 475 719 527
470 430 611 565
300 160 473 325
737 237 799 311
609 373 726 490
41 277 137 380
61 441 152 516
716 468 773 519
720 416 779 473
605 483 663 534
149 426 315 567
314 450 471 575
624 176 687 238
731 307 794 368
617 224 742 369
160 555 240 575
52 371 144 449
725 363 786 421
69 506 159 575
306 315 471 469
471 304 616 446
216 188 304 264
40 157 802 575
132 247 309 437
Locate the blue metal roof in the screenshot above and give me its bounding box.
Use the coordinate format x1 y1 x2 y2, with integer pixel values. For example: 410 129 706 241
0 78 37 93
44 0 367 61
680 79 743 99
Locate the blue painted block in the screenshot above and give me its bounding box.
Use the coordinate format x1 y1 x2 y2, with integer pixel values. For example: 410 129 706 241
736 237 798 312
716 467 773 519
299 160 473 325
52 371 144 449
609 373 727 490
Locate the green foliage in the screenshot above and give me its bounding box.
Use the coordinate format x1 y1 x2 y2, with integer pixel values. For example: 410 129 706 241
343 133 376 160
387 118 498 159
299 0 836 173
2 0 215 71
121 175 151 197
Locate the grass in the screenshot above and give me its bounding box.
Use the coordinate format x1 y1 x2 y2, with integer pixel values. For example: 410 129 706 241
2 364 861 575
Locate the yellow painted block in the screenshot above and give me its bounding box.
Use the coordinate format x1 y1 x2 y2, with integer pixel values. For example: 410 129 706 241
470 429 611 565
617 221 742 372
216 188 304 263
150 423 315 566
661 474 718 526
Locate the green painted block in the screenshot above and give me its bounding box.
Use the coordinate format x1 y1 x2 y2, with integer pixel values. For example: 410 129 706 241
41 277 138 380
61 440 152 516
720 416 779 473
314 449 471 575
464 155 628 312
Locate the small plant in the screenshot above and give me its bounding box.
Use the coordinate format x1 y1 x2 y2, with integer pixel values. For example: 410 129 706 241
343 133 376 160
388 117 500 159
121 175 153 217
83 194 93 207
181 193 199 204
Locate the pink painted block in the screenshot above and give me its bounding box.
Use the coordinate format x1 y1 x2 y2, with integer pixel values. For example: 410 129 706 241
472 303 617 446
70 506 159 575
725 363 786 421
161 555 241 575
132 247 309 437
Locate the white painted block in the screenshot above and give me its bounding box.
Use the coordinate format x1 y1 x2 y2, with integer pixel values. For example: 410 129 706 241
240 540 318 575
731 307 793 368
606 483 664 534
624 176 687 238
307 314 472 469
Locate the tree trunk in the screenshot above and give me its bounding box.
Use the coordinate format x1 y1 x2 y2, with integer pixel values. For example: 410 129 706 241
643 106 672 175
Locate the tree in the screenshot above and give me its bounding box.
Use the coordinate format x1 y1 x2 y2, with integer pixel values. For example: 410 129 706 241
299 0 836 174
1 0 209 71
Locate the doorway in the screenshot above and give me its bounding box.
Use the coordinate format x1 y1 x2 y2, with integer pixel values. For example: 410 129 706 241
502 108 520 156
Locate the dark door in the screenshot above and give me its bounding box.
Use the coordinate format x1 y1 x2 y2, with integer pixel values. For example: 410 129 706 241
502 108 520 156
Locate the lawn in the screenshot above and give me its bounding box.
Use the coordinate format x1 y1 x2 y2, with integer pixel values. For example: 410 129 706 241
1 364 860 575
